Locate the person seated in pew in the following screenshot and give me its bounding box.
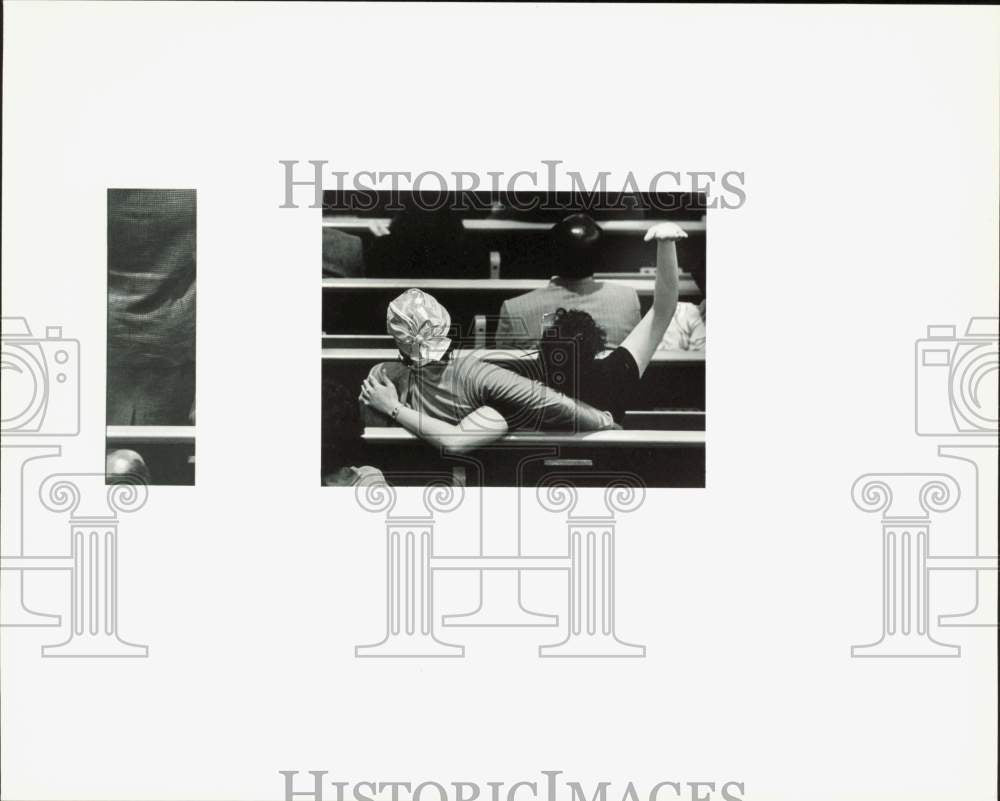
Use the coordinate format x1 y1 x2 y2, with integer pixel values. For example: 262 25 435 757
535 221 686 423
659 262 706 351
365 202 487 278
494 213 641 349
359 289 615 454
322 227 364 277
322 380 385 487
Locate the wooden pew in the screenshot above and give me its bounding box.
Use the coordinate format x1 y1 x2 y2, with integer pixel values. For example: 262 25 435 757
322 333 395 349
320 194 707 279
359 427 705 487
324 217 706 279
321 277 702 337
322 349 705 411
106 425 195 446
322 218 706 234
623 410 704 431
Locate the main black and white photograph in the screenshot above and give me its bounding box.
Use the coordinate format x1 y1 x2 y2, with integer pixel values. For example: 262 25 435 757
321 190 707 487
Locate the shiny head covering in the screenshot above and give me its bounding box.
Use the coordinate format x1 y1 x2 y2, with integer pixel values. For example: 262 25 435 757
548 213 605 278
386 289 452 365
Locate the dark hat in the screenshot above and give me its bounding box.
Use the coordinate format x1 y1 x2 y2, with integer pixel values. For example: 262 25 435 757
548 214 605 278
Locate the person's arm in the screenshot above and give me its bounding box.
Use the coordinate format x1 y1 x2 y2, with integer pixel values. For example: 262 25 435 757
360 372 508 453
359 365 394 426
619 222 686 377
475 362 615 431
395 404 508 453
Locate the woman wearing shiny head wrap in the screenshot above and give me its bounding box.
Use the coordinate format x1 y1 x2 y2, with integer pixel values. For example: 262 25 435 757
359 289 616 453
385 288 454 366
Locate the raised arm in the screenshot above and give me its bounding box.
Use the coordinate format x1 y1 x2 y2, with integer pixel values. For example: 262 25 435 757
619 222 686 377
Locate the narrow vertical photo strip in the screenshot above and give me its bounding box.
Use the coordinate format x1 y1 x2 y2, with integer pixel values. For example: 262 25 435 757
106 189 196 486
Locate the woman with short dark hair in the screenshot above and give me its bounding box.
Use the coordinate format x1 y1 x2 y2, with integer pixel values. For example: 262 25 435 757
537 221 687 422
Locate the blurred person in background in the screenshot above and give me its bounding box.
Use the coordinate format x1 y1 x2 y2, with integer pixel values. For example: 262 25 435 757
365 201 486 278
659 262 706 351
322 227 364 277
107 188 196 426
106 188 196 484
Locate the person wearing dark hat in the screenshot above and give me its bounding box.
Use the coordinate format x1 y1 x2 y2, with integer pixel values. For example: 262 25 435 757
494 213 641 349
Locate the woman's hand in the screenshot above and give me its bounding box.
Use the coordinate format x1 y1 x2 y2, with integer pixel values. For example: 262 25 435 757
360 373 401 417
643 221 688 242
